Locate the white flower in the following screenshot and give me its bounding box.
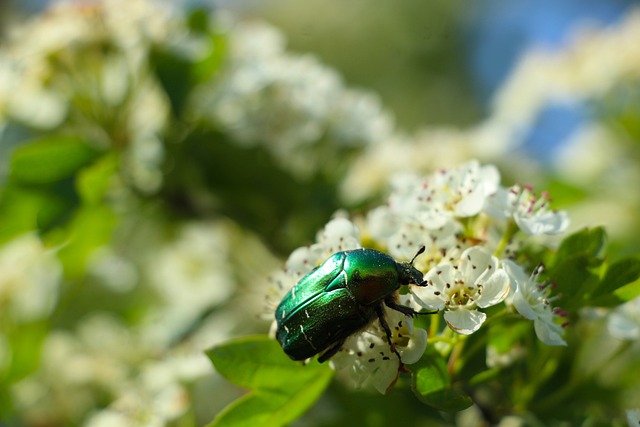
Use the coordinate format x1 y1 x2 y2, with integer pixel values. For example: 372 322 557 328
367 205 464 266
502 260 567 346
366 161 500 270
382 161 500 229
412 246 510 335
428 160 500 218
314 216 362 256
608 297 640 340
330 296 427 394
0 234 62 323
485 184 569 235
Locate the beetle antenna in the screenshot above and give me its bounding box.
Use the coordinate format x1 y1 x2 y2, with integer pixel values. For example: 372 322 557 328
410 245 426 266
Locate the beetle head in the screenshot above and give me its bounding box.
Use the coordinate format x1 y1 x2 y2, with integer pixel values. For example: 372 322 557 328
397 245 425 285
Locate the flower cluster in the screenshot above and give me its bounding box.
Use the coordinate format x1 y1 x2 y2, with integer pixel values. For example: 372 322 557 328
194 21 397 178
270 160 570 392
0 0 180 192
490 9 640 145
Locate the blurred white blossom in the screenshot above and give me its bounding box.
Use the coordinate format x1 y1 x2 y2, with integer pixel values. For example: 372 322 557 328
0 0 178 192
486 343 526 369
13 311 214 426
88 248 139 293
628 409 640 427
490 9 640 144
144 221 235 344
11 314 151 424
85 351 210 427
342 9 640 206
502 261 567 346
0 233 62 322
553 123 640 240
195 20 396 177
608 297 640 340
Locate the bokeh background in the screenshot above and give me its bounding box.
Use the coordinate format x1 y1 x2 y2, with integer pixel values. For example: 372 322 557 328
1 0 640 425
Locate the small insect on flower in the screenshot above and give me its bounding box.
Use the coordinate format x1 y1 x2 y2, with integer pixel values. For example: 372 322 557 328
275 247 428 363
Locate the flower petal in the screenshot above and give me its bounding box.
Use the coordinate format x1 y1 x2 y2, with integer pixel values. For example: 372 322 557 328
483 186 512 219
516 210 569 236
371 360 400 395
511 287 539 320
455 187 486 217
534 318 567 346
399 328 427 364
444 309 486 335
460 246 496 287
476 269 510 308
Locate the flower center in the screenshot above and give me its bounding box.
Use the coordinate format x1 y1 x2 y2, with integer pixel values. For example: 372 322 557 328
391 319 411 348
446 279 480 308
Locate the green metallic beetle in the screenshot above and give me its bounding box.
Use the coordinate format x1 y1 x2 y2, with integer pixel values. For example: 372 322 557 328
275 247 426 363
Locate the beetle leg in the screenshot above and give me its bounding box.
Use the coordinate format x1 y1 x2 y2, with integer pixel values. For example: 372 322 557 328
318 338 346 363
384 295 420 317
375 304 401 361
385 295 439 318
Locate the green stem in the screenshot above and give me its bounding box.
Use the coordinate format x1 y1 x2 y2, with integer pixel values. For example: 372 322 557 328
429 312 441 338
494 220 519 258
447 338 466 376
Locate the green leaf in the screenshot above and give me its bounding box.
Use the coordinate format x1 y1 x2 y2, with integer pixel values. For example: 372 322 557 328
56 205 116 279
0 185 55 242
590 255 640 306
4 322 49 382
10 136 99 184
207 335 331 391
187 8 210 33
77 154 117 205
206 336 333 427
413 359 449 395
550 256 600 309
554 227 607 265
151 47 195 118
192 33 226 82
411 351 473 412
613 279 640 303
598 255 640 297
209 384 331 427
210 393 290 427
